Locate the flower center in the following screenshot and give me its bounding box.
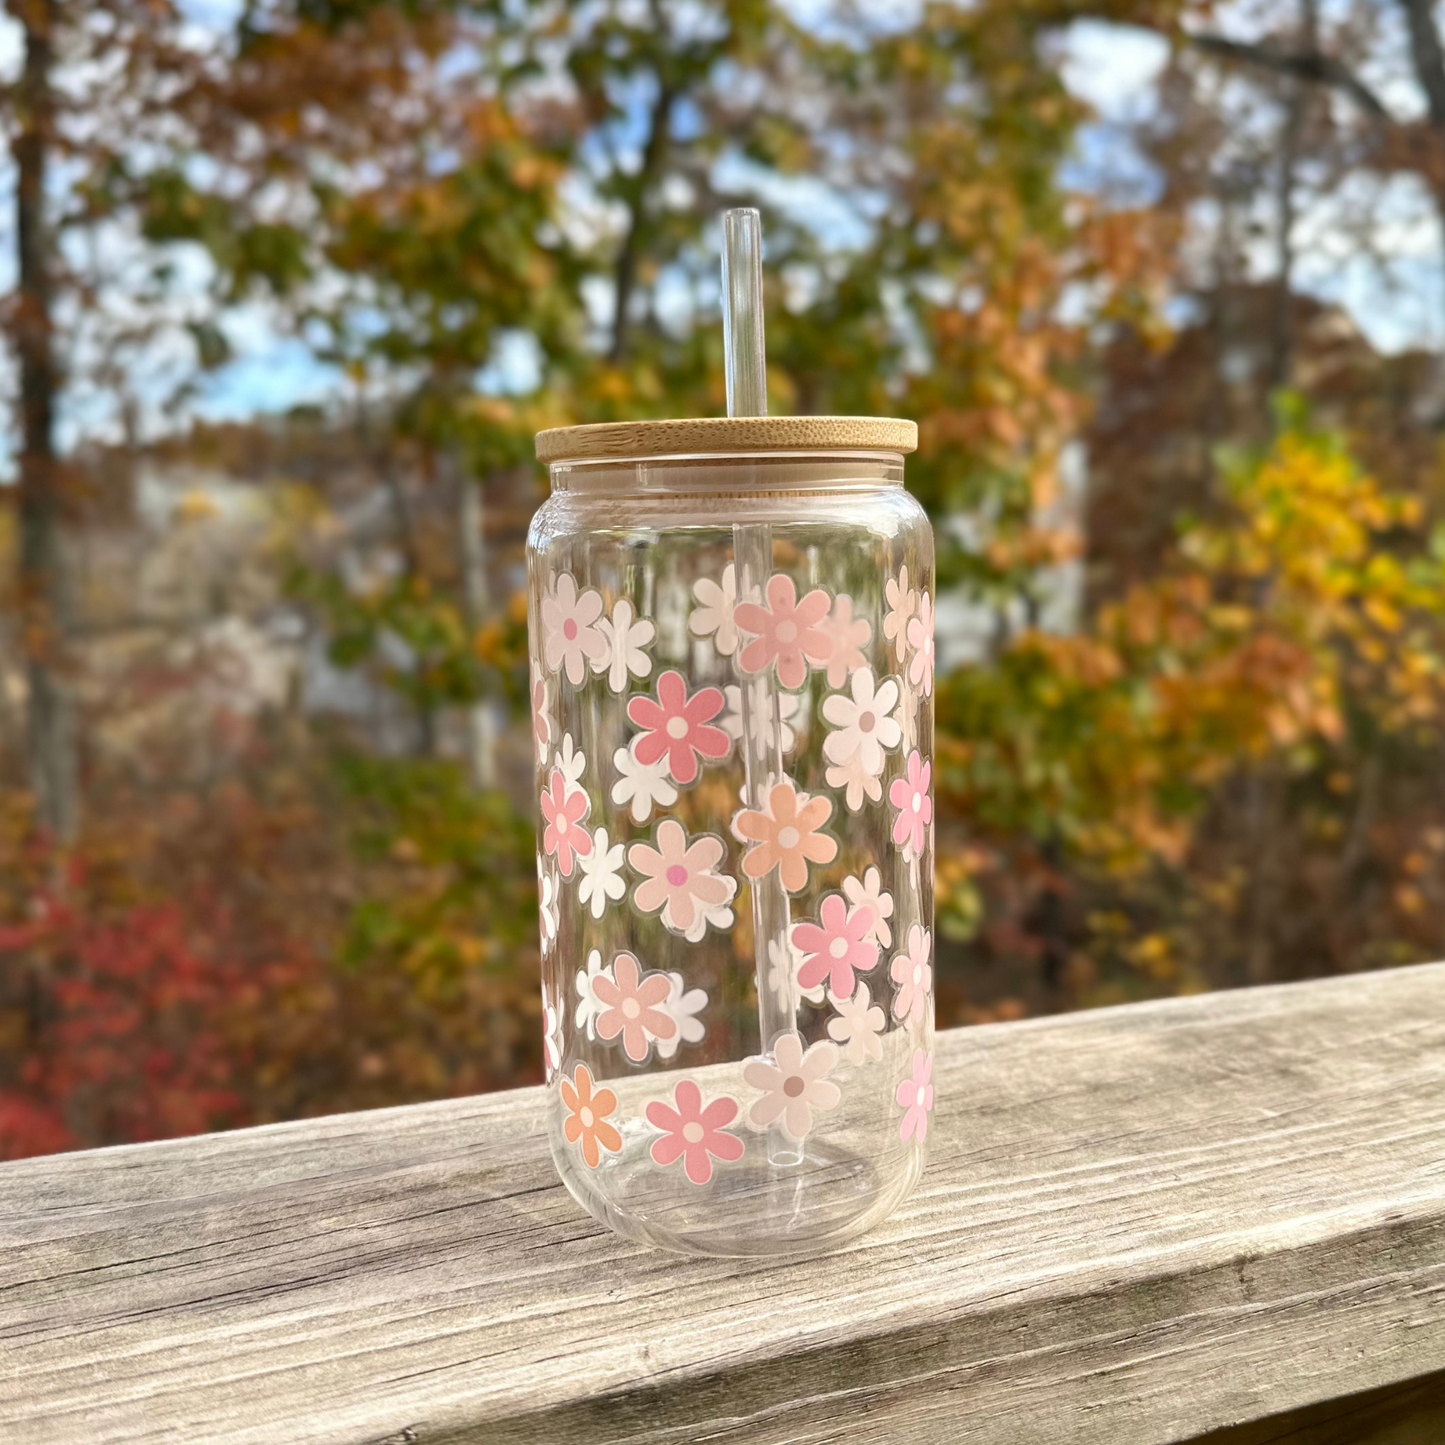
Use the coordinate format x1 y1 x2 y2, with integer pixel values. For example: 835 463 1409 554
774 620 797 644
622 998 640 1019
858 711 875 733
782 1075 806 1098
666 716 690 739
912 791 922 814
665 864 688 887
556 814 568 834
579 1106 594 1128
682 1122 705 1144
921 1085 933 1110
776 826 800 851
912 963 923 986
563 619 578 640
829 937 849 959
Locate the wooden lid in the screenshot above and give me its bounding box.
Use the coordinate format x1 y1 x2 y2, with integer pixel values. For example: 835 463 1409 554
536 414 916 463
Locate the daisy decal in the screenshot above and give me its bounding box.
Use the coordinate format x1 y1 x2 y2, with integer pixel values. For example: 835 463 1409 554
646 1079 744 1184
743 1032 841 1143
541 571 607 685
530 665 552 766
627 670 729 785
821 666 901 778
655 972 708 1060
688 562 739 656
843 867 894 949
537 855 559 955
628 819 736 939
882 564 918 668
820 594 872 688
554 733 587 795
576 826 626 920
734 573 834 688
791 893 880 998
593 596 655 693
906 592 935 698
540 767 592 877
722 680 801 756
825 747 881 813
767 933 823 1010
890 924 933 1024
734 778 837 894
611 739 678 825
574 948 609 1039
592 952 677 1063
896 1048 935 1142
542 994 563 1077
826 981 887 1066
561 1063 622 1169
889 750 932 857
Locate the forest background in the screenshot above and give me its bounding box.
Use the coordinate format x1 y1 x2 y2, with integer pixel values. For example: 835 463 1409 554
4 0 1445 1157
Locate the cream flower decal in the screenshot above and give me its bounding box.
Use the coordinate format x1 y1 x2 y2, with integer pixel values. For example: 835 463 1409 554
890 924 933 1024
827 981 887 1065
906 591 935 698
890 750 932 857
540 767 591 877
537 856 558 955
734 573 834 688
628 819 735 938
627 670 729 785
561 1063 621 1169
898 681 920 750
592 952 677 1063
883 564 918 668
530 665 552 766
576 826 626 920
896 1048 935 1142
722 679 800 756
646 1079 744 1184
825 746 880 813
822 666 901 778
541 571 607 685
574 948 609 1039
843 867 894 949
743 1032 842 1143
820 593 872 688
593 596 655 693
734 778 837 893
554 732 587 795
688 562 739 656
611 739 678 824
791 893 879 998
656 972 708 1059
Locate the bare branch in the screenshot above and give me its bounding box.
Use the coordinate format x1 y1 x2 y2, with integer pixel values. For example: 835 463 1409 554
1187 33 1390 120
1398 0 1445 129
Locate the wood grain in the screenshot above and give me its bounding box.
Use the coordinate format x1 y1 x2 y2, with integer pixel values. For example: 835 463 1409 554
534 414 917 462
2 965 1443 1445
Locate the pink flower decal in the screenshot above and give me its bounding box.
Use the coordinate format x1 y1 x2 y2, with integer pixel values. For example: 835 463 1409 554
734 778 837 894
896 1048 934 1142
645 1079 745 1184
734 573 834 688
889 750 932 856
792 893 879 997
906 592 935 698
890 923 933 1024
820 593 871 688
592 952 677 1063
627 670 729 785
628 819 736 939
540 767 592 877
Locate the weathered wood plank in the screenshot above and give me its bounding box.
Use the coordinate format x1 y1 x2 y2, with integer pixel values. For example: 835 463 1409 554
1 965 1443 1445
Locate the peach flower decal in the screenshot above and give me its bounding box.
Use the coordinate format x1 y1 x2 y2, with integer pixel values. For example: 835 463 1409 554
896 1048 934 1142
628 820 736 940
627 670 729 785
592 951 677 1063
561 1062 622 1168
734 778 837 893
645 1079 744 1184
540 766 592 877
792 893 879 998
735 574 834 688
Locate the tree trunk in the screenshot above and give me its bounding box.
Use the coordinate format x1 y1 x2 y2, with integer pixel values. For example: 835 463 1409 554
14 0 77 842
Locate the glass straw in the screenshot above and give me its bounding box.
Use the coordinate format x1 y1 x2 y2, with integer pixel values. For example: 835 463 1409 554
722 209 802 1165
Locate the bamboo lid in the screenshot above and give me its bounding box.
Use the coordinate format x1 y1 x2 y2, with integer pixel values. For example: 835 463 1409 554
536 415 917 464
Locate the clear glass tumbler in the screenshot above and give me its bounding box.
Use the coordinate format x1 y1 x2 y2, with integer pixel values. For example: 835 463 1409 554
527 415 935 1256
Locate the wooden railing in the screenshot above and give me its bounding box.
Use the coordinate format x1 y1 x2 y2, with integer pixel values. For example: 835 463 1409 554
2 964 1443 1444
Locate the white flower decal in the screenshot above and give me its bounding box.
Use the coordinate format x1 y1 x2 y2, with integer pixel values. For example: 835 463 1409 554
593 596 655 693
655 972 708 1060
766 932 823 1011
820 594 871 688
530 664 553 766
574 949 610 1040
537 856 558 954
826 981 886 1065
825 747 883 812
611 739 678 824
555 732 587 795
743 1032 842 1142
821 666 901 779
907 592 935 698
688 562 738 656
898 680 920 751
883 564 919 668
542 996 563 1077
842 867 894 949
722 679 801 756
576 825 626 919
541 571 607 685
